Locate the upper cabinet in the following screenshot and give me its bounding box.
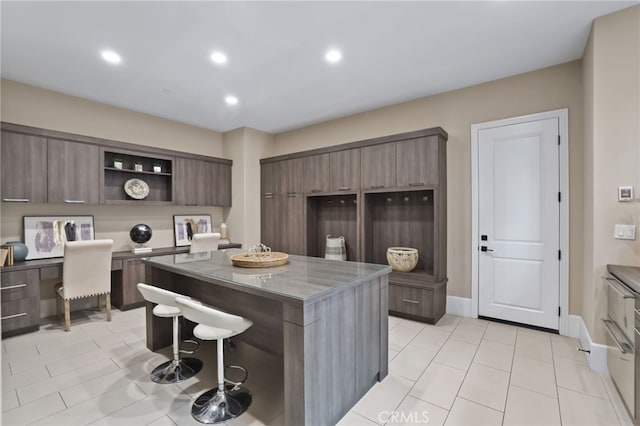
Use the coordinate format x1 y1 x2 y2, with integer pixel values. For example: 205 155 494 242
278 158 304 195
48 139 100 204
174 157 231 206
1 123 232 207
396 136 440 187
361 143 396 190
1 131 48 203
330 149 360 192
303 153 330 194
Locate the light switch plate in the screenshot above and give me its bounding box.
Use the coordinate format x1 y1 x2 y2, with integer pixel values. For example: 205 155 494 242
619 186 633 201
614 224 636 240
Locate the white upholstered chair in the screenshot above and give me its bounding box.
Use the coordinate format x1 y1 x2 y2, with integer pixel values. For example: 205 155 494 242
190 232 221 254
56 239 113 332
136 283 203 383
175 297 253 423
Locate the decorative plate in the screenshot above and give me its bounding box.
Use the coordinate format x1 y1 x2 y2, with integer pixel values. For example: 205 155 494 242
124 178 150 200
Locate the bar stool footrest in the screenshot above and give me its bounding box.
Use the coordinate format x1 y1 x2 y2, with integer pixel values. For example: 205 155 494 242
180 339 201 355
224 364 248 388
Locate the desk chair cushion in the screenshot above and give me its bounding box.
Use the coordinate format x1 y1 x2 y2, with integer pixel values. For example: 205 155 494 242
189 232 221 254
137 283 196 318
175 297 253 341
60 239 113 300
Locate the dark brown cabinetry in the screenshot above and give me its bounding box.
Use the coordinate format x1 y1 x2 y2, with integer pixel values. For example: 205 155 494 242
111 257 146 310
330 149 361 191
303 153 330 194
174 157 230 207
1 269 40 336
48 139 100 204
261 127 447 324
1 131 48 203
361 143 396 190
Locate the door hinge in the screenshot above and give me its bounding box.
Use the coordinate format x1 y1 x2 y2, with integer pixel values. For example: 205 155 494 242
558 192 561 202
558 306 561 317
558 250 561 260
558 135 561 146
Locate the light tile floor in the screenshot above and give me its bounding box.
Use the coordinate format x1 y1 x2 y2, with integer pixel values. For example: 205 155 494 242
0 308 634 426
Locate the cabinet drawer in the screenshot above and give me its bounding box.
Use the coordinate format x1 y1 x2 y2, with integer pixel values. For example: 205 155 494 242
2 270 39 299
389 284 433 319
1 296 40 332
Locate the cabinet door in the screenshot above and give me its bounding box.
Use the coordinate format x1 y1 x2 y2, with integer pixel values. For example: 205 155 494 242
48 139 100 204
175 157 206 205
282 193 305 255
205 162 232 207
330 149 360 191
303 153 330 194
396 136 439 187
361 143 396 190
1 132 48 203
261 161 281 196
278 158 304 195
122 258 146 307
261 194 282 250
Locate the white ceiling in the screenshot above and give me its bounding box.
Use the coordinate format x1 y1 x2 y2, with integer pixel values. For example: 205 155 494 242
1 1 637 134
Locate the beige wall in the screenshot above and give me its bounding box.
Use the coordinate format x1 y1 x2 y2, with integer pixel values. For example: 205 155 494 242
582 5 640 343
223 127 275 249
274 61 585 314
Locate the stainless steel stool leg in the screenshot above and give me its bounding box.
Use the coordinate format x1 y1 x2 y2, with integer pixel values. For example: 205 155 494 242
191 338 251 423
151 316 203 384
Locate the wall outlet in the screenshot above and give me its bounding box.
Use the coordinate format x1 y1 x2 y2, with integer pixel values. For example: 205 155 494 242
614 224 636 240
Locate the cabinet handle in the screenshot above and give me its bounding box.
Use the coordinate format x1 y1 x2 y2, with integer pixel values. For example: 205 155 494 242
370 185 385 189
402 299 420 304
602 319 634 353
2 312 27 321
2 198 30 202
311 189 322 193
338 186 351 191
64 200 86 204
287 194 298 198
1 284 27 291
408 182 425 187
264 192 274 197
603 276 637 299
264 195 274 199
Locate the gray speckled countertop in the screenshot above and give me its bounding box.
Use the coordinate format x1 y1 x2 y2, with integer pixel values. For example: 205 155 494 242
144 248 391 304
607 264 640 294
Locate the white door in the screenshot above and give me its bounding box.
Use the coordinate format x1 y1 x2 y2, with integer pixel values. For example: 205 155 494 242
477 118 560 330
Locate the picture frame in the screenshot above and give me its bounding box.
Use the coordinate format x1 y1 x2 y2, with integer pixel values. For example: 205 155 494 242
24 216 95 260
173 214 212 247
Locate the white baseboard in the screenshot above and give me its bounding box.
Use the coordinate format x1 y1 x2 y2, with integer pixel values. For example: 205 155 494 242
569 314 608 374
447 296 472 317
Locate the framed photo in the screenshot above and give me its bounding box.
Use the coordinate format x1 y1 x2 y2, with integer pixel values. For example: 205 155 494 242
173 214 212 247
24 216 95 260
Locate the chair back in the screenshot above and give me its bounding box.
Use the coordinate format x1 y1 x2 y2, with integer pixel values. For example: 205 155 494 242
137 283 192 307
62 239 113 300
190 232 221 254
175 297 251 333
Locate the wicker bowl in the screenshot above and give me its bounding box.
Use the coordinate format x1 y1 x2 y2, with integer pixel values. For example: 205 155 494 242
386 247 419 272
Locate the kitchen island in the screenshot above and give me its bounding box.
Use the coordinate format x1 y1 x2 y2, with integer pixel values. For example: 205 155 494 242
144 249 390 426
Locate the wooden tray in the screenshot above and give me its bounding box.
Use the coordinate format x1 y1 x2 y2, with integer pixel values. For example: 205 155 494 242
230 252 289 268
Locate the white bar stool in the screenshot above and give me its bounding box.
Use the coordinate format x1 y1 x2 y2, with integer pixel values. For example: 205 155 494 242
137 283 203 383
175 296 253 424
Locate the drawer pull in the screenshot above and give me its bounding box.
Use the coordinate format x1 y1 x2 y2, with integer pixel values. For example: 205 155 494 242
64 200 86 204
287 193 298 198
603 276 637 299
2 198 30 202
2 312 27 321
370 185 385 189
402 299 420 304
1 284 27 291
311 189 322 193
338 187 351 191
263 192 274 197
264 195 274 199
602 319 634 353
408 182 425 187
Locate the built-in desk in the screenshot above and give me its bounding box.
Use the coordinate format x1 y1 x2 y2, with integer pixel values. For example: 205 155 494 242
0 243 241 337
144 250 390 426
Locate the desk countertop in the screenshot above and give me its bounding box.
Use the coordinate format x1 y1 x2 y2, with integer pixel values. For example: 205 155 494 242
145 249 391 304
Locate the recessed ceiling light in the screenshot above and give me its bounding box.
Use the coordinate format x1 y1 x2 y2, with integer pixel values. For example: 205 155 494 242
210 51 227 64
101 50 121 64
225 95 238 105
325 49 342 64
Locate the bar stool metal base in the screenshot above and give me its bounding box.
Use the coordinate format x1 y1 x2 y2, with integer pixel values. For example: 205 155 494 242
150 358 203 384
191 385 252 424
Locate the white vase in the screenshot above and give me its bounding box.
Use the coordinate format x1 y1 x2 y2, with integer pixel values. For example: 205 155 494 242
325 235 346 261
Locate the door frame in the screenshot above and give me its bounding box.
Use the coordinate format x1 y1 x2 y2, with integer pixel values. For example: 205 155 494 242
471 109 569 335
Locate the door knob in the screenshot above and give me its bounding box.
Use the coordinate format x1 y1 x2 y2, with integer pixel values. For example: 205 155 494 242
480 246 494 252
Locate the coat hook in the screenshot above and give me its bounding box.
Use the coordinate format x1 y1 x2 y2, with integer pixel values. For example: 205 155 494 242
404 196 410 202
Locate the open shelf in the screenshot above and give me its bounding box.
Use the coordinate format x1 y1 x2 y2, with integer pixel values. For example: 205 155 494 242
364 189 435 277
306 194 358 261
